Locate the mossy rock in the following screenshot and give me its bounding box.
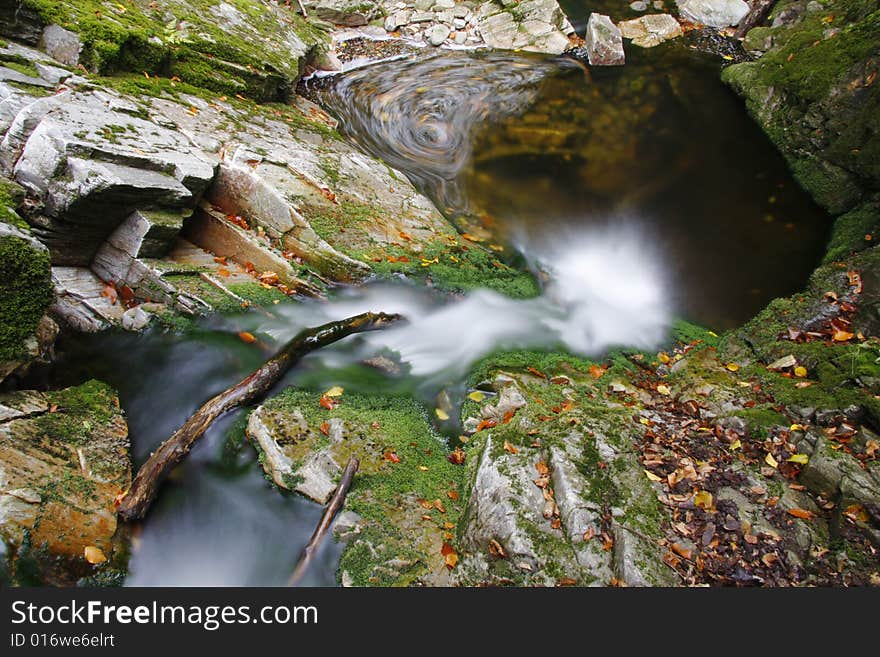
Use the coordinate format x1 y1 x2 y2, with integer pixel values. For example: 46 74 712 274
0 226 53 365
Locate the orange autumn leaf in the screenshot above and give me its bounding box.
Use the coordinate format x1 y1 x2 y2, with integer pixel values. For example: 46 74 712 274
535 462 550 476
476 419 497 432
787 508 815 520
503 440 518 454
383 450 400 463
832 330 854 342
502 409 516 424
319 421 330 436
441 542 458 569
217 268 231 278
238 331 256 344
589 364 607 379
526 367 546 379
447 447 466 465
447 490 459 501
319 394 337 410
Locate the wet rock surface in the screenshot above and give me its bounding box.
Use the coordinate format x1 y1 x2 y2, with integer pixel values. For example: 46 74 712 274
584 13 626 65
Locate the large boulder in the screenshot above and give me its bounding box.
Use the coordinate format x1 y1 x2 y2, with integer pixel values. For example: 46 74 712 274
0 381 130 585
308 0 383 26
676 0 750 27
476 0 575 54
584 13 626 66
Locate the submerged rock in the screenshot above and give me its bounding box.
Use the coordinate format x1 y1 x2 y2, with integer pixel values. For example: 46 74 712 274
584 14 626 66
676 0 749 27
0 381 130 585
619 14 683 47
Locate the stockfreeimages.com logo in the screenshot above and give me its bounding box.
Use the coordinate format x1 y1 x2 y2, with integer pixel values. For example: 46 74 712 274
10 600 317 632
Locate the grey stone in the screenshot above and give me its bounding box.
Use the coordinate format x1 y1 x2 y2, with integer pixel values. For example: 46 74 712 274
310 0 381 26
433 0 455 8
453 17 467 29
453 30 468 44
39 25 82 67
676 0 749 28
584 14 625 65
619 13 683 47
414 0 434 9
120 306 151 331
427 24 452 45
410 11 435 22
630 1 649 10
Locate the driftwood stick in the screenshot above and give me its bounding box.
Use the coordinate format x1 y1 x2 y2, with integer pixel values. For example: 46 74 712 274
734 0 777 38
117 312 402 521
288 456 359 586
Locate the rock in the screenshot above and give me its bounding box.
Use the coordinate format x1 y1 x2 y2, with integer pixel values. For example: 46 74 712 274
414 0 435 9
428 24 452 45
630 1 649 10
676 0 749 28
38 24 81 67
453 30 468 44
247 390 460 586
800 435 880 507
0 222 53 383
309 0 381 26
476 0 575 54
0 381 130 584
385 10 411 31
618 14 683 47
584 14 625 66
410 11 435 22
120 306 151 331
434 0 456 8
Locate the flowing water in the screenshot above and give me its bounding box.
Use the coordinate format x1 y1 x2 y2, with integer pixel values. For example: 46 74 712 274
25 42 832 586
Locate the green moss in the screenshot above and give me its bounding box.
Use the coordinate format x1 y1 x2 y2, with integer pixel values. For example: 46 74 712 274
227 282 291 308
824 200 880 263
32 380 118 446
1 59 40 78
0 178 29 230
0 235 53 362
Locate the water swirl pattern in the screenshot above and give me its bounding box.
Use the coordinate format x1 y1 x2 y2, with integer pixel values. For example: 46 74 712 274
314 51 567 213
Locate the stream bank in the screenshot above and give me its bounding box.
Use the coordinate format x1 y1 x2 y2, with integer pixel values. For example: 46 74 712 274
1 0 878 586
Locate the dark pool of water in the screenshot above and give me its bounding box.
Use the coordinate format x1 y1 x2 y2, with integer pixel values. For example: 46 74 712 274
316 45 830 331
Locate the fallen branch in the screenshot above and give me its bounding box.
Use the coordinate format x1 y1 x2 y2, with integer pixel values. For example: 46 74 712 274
288 456 359 586
117 312 402 520
734 0 777 38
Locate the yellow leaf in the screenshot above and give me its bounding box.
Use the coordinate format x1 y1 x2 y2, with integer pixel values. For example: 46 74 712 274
708 331 718 337
84 546 107 564
794 366 807 378
725 363 740 372
656 384 671 395
467 391 486 402
693 490 714 510
765 453 779 468
832 330 854 342
657 351 671 364
790 423 807 431
787 453 809 464
435 408 450 421
639 417 650 426
730 439 742 451
644 469 662 482
324 386 344 398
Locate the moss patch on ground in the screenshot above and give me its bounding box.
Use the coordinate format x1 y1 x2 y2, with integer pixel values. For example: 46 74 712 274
251 389 466 586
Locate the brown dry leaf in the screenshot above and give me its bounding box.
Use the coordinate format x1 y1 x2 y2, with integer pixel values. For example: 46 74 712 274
383 450 400 463
503 440 518 455
319 394 337 410
787 508 815 520
488 539 507 559
556 577 577 587
693 490 714 510
761 553 778 567
441 542 458 569
433 499 447 514
447 490 459 501
589 364 607 379
476 419 497 432
100 284 118 305
526 367 546 379
447 447 466 465
84 546 107 564
418 499 433 510
535 462 550 476
319 421 330 436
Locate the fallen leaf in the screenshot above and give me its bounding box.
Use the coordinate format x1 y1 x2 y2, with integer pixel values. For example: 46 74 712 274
84 546 106 564
384 450 400 463
435 408 450 421
324 386 344 398
787 454 809 465
761 553 778 567
447 447 466 465
671 542 693 560
488 539 507 558
730 439 742 451
693 490 714 510
765 453 779 468
319 421 330 436
644 469 662 482
535 462 550 476
467 390 486 402
787 508 815 520
441 542 458 569
526 367 546 379
726 362 740 372
656 384 671 396
503 440 518 454
833 330 855 342
794 366 808 378
476 419 497 432
433 499 447 513
447 490 459 501
319 394 337 410
657 352 671 364
556 577 577 587
589 364 608 379
238 331 256 344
